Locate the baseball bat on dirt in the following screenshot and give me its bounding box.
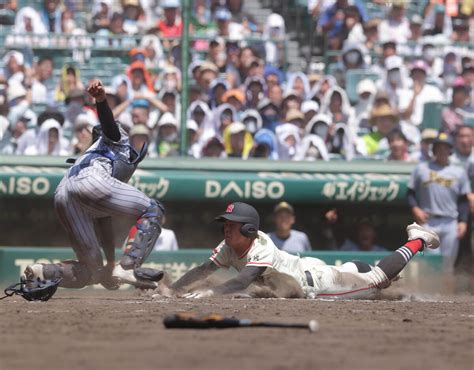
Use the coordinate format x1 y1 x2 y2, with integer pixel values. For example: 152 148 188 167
163 313 319 332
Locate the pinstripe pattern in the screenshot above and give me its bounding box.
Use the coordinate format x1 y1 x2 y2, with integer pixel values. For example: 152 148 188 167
54 135 152 274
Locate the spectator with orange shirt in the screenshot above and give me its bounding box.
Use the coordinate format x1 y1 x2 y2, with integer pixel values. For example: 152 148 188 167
157 0 182 42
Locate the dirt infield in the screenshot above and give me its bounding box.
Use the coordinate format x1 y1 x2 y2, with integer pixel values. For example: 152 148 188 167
1 290 473 370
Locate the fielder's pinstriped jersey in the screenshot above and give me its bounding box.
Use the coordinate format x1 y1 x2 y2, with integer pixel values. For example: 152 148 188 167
210 231 307 288
66 125 131 179
54 123 151 270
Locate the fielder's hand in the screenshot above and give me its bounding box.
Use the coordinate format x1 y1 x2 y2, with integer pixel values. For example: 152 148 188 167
88 79 106 103
182 289 214 299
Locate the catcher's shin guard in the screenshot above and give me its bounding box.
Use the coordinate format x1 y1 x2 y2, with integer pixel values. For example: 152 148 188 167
24 261 93 289
120 200 164 269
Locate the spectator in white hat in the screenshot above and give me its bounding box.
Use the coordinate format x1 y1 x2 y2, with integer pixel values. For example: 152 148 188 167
212 103 236 137
352 78 376 134
24 118 70 156
157 0 182 41
420 36 443 82
306 113 331 143
1 50 26 85
405 14 423 57
309 75 337 106
263 13 286 67
7 81 36 128
319 86 354 127
276 123 301 160
9 6 48 47
223 121 253 159
140 34 165 70
241 109 263 135
186 119 202 158
301 100 320 128
380 55 410 110
156 112 179 157
187 100 214 142
400 60 443 126
378 2 410 44
293 135 329 162
285 72 311 101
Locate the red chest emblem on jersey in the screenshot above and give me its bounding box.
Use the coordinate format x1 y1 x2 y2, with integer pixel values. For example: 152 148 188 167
226 204 234 213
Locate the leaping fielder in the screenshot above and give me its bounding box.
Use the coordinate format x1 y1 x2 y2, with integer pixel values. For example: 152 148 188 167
171 202 440 299
24 80 164 290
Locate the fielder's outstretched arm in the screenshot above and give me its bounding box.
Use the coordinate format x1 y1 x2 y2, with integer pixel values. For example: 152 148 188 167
171 260 219 292
212 266 266 295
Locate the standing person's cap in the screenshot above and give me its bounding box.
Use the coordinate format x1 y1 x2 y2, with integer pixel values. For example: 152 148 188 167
385 55 403 71
3 50 24 66
122 0 140 6
187 119 198 131
432 132 454 148
131 98 150 109
161 0 180 8
356 79 376 96
410 60 428 73
369 104 398 124
158 112 178 127
215 7 232 21
273 201 294 215
301 101 320 114
285 109 304 122
391 0 405 8
215 202 260 230
130 124 151 137
420 128 438 141
227 121 246 135
200 61 219 74
410 14 423 25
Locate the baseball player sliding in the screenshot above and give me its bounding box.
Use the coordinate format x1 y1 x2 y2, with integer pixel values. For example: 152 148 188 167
24 80 165 289
171 202 440 299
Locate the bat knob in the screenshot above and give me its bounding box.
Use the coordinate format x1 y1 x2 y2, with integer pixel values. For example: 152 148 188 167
308 320 319 333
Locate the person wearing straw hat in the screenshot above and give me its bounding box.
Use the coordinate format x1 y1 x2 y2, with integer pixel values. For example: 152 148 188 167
359 103 400 156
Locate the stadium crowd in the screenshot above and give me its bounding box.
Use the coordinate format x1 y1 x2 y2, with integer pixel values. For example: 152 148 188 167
0 0 471 164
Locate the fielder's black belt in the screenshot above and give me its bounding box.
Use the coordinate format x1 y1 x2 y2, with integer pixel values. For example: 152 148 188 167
305 270 314 287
